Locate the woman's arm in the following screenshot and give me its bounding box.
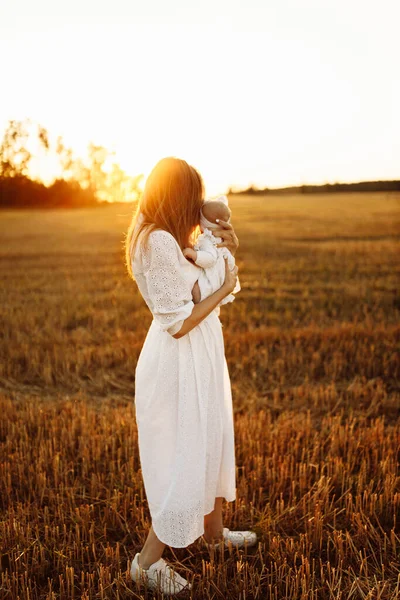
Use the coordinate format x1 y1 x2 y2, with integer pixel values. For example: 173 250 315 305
212 219 239 256
191 280 201 304
172 257 238 339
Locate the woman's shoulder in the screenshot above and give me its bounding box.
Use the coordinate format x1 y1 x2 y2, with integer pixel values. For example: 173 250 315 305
132 224 175 263
148 228 180 250
140 229 183 267
133 228 180 272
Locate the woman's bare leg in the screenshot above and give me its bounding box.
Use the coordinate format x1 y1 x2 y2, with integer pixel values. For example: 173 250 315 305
139 498 224 564
138 525 166 569
203 497 224 543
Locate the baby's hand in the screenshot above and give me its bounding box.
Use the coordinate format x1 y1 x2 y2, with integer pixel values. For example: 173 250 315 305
183 247 197 262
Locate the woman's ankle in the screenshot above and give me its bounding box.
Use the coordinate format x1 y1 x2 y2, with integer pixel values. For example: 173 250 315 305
203 526 224 544
138 552 157 570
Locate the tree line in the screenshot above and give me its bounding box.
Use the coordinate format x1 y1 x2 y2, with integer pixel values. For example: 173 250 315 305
230 180 400 195
0 118 143 208
2 118 398 208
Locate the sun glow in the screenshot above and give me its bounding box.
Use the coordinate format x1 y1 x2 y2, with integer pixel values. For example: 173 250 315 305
0 0 399 198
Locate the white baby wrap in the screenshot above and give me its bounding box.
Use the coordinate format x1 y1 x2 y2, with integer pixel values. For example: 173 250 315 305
194 195 241 306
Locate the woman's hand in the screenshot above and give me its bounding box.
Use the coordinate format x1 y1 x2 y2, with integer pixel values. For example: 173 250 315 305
222 256 239 294
213 219 239 256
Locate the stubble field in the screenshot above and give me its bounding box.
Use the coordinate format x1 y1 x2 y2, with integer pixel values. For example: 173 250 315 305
0 192 399 599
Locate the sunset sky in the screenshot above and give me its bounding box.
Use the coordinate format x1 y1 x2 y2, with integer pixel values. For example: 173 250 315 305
0 0 399 196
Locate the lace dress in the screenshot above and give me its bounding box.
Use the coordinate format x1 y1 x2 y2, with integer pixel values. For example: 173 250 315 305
130 219 237 548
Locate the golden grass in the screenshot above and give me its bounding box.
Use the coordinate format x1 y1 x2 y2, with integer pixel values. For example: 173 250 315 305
0 191 399 598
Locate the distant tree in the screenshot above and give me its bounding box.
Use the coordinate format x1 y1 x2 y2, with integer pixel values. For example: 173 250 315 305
120 172 144 203
86 142 110 201
0 118 32 177
106 162 126 203
46 178 97 207
37 125 50 152
0 118 146 207
55 135 76 180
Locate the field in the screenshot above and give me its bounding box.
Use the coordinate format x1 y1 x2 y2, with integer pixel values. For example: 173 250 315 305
0 192 399 599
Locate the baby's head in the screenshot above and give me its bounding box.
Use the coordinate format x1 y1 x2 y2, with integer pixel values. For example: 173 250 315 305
200 197 231 231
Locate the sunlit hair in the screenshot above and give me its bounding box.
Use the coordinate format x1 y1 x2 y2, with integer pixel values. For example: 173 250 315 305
124 157 205 280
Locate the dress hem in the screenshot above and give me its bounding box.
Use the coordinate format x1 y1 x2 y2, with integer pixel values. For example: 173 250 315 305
151 519 205 549
205 491 237 515
151 492 237 548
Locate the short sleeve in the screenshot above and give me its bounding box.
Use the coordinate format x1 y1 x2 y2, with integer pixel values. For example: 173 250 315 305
143 230 195 336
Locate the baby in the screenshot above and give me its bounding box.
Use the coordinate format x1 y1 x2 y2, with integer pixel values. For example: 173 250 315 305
183 195 241 306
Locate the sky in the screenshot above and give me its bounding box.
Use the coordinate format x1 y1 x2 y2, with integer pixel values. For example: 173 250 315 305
0 0 399 196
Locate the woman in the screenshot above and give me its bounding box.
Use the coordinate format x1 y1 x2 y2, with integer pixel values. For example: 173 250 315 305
125 157 257 595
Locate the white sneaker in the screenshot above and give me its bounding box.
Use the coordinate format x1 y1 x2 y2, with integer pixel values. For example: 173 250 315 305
130 552 192 595
202 526 258 549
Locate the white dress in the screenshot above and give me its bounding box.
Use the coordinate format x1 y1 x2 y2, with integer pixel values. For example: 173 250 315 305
131 221 237 548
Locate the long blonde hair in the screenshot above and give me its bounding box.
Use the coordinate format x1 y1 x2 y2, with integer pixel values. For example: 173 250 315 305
124 157 205 279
